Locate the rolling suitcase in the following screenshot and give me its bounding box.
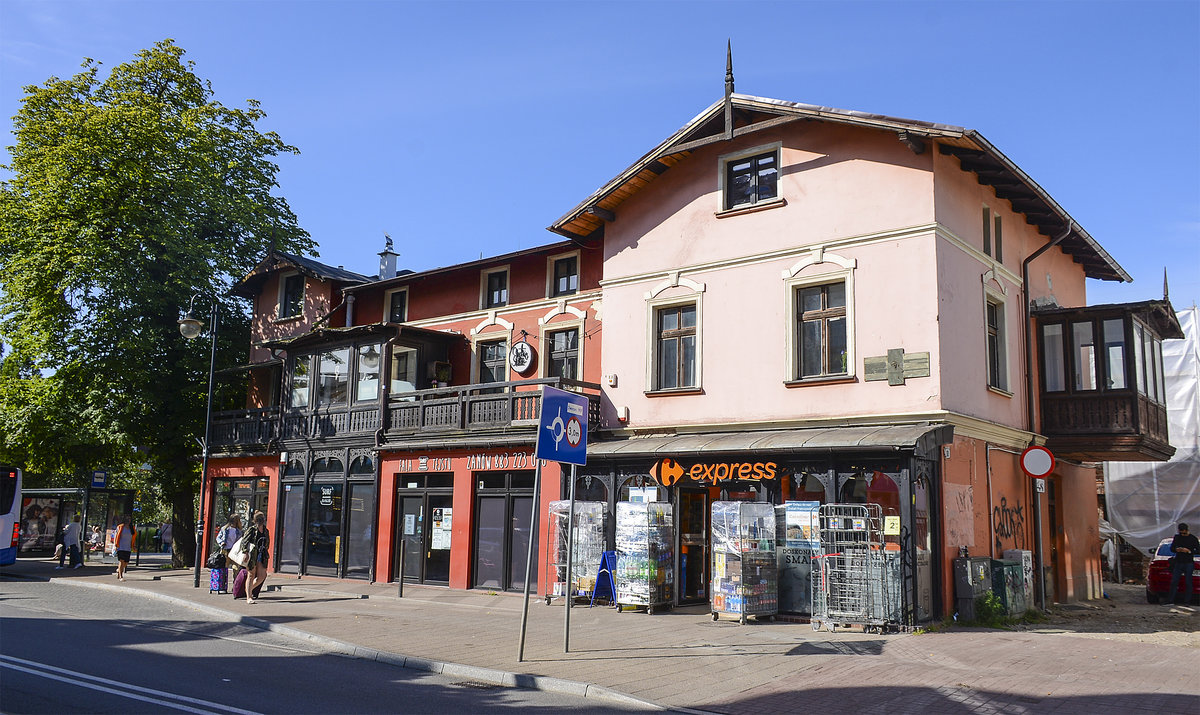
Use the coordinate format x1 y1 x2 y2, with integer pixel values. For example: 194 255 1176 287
231 568 263 599
209 567 228 593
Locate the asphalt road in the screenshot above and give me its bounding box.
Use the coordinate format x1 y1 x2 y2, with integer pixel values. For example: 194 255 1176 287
0 578 648 714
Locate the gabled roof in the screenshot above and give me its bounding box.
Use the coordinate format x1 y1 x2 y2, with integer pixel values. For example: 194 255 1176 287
343 239 583 294
549 93 1130 283
231 250 371 298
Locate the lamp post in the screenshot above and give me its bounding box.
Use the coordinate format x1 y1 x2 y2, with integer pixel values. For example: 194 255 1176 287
179 294 218 589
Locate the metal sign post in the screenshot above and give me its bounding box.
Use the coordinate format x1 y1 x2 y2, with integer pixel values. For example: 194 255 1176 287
517 386 588 663
1020 446 1055 611
564 463 576 653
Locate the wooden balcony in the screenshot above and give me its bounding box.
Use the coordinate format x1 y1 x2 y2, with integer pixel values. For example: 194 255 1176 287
210 408 280 451
385 378 602 445
1035 299 1182 462
210 378 602 450
1040 392 1174 462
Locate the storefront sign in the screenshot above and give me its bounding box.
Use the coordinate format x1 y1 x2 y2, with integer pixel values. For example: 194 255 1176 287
650 458 777 487
465 452 539 470
431 507 452 549
396 456 453 473
784 501 820 547
320 486 334 506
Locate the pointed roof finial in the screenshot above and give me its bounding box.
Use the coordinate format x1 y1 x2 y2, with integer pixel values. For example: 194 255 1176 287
724 40 735 140
725 40 734 96
1163 267 1170 301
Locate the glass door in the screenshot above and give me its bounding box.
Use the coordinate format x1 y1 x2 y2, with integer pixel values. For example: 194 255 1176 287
278 484 304 573
396 490 453 585
306 482 343 577
344 483 375 580
678 487 709 603
509 496 533 592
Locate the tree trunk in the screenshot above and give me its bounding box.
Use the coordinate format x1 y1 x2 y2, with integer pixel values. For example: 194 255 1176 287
170 488 196 569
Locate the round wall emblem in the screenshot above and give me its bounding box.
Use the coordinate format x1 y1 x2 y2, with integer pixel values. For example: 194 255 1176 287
509 340 535 374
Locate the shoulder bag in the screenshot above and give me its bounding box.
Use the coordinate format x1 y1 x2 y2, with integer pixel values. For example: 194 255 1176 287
227 530 255 568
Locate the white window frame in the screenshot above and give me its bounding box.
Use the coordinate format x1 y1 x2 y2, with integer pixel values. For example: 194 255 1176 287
471 330 510 387
277 271 305 320
982 205 1004 263
480 265 510 310
384 286 409 324
984 286 1010 394
540 320 584 382
785 272 855 382
546 250 581 299
645 293 703 393
718 141 783 213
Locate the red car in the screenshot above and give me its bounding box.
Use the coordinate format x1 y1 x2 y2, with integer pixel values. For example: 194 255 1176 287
1145 538 1200 604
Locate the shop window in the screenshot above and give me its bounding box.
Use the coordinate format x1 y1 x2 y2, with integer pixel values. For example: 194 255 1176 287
349 455 374 475
316 348 350 406
654 303 697 390
572 477 608 503
795 282 847 379
355 344 382 402
722 145 779 211
284 460 305 477
789 471 827 503
550 254 579 298
311 457 344 474
547 328 579 380
278 273 305 319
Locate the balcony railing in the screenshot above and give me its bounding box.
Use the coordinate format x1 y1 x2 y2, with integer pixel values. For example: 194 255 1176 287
1040 392 1173 461
210 408 279 449
386 378 602 439
210 378 602 449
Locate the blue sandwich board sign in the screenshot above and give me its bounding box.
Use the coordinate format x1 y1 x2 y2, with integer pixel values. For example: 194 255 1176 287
536 386 588 466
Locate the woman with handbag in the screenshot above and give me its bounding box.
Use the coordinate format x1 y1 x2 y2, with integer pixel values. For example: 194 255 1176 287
208 514 241 593
244 511 270 604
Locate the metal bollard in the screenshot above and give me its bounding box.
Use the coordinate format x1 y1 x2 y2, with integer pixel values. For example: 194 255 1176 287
397 539 405 598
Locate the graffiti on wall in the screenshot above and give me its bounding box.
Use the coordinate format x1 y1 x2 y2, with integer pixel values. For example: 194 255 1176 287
944 482 974 549
993 495 1026 553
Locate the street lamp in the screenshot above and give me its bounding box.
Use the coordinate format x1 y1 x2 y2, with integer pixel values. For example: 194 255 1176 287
179 294 218 589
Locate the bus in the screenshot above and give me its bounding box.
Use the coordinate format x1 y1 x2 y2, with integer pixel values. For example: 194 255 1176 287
0 465 21 566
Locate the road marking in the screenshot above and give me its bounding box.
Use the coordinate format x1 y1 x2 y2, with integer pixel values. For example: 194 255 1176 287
0 654 262 715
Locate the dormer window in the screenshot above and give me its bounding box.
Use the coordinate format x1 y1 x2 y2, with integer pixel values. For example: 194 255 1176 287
550 255 578 297
279 273 305 319
386 288 408 323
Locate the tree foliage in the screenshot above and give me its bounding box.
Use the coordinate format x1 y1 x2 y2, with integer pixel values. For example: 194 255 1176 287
0 40 313 564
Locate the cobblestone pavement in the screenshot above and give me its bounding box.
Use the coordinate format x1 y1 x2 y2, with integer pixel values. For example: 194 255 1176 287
5 554 1198 714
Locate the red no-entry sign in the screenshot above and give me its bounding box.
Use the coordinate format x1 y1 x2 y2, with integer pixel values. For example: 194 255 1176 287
1020 445 1055 477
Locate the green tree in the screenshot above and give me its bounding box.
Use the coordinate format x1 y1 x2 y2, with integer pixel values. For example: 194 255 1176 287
0 40 313 566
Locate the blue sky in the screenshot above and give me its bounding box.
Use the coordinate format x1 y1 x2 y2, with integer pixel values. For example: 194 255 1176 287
2 0 1197 308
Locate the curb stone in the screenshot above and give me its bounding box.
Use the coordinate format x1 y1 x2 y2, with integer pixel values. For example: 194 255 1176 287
47 577 663 710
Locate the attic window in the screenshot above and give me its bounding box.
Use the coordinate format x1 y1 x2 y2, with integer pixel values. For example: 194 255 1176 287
723 147 779 210
279 273 305 319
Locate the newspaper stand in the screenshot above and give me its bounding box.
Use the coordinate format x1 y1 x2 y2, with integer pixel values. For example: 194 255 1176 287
615 501 674 614
544 500 608 605
811 503 898 633
710 501 778 623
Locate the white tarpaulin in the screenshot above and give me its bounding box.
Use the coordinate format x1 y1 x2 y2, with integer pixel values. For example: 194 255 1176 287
1104 307 1200 555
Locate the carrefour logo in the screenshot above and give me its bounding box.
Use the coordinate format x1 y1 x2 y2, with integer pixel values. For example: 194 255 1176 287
649 458 777 486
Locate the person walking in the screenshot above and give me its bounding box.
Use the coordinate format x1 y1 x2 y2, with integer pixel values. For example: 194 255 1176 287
245 511 269 605
215 514 242 593
161 521 173 555
1166 522 1200 605
57 514 83 570
114 517 134 581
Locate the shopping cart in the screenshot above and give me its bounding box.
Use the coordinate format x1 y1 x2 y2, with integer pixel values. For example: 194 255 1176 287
810 503 898 634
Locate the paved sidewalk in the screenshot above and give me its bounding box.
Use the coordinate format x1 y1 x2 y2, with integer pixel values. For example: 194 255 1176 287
5 554 1199 714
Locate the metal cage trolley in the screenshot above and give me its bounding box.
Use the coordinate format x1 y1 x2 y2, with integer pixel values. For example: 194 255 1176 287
545 500 609 605
710 501 778 623
614 501 674 613
811 503 901 633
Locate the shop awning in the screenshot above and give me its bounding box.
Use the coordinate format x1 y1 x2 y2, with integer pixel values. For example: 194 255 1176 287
587 424 953 461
